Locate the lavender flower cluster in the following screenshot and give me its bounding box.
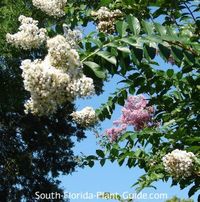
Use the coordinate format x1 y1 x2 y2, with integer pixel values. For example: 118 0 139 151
106 95 155 142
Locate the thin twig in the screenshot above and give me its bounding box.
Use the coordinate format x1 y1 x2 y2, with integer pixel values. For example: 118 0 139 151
163 39 198 56
184 2 196 23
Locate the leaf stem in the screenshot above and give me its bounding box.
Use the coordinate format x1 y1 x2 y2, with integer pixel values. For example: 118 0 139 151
163 40 198 56
81 47 101 63
81 38 121 62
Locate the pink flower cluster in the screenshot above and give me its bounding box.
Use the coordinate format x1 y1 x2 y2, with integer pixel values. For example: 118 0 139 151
105 95 155 142
105 124 127 142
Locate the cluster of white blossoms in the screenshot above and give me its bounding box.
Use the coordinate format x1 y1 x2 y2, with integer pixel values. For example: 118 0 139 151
71 107 97 127
91 7 122 33
21 59 69 115
162 149 196 179
46 35 81 71
6 15 47 50
20 31 95 116
63 24 82 49
32 0 67 17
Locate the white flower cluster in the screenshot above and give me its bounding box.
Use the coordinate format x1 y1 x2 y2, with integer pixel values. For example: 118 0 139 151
21 59 69 115
162 149 196 179
20 33 95 116
91 7 122 33
46 35 81 71
71 107 97 127
32 0 67 17
6 15 47 50
63 24 82 49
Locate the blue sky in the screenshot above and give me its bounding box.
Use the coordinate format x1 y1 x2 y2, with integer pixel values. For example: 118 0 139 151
59 13 199 201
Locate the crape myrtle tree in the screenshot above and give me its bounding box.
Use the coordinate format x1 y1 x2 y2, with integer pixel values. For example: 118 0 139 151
0 0 102 201
0 0 200 201
76 0 199 200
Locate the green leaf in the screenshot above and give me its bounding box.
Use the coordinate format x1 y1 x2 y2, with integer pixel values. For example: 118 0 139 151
176 72 182 80
88 38 102 47
86 155 98 161
129 72 141 79
150 172 164 181
126 15 141 35
131 47 143 64
158 44 171 61
166 69 174 77
118 153 126 166
166 26 178 40
110 148 119 157
130 133 138 142
142 21 154 35
88 160 94 168
121 89 127 99
117 96 125 106
121 37 137 47
100 159 106 166
154 23 166 35
184 51 195 65
185 137 200 143
129 85 135 94
96 51 117 65
107 42 118 48
127 158 136 168
118 132 131 142
171 46 184 62
100 0 112 5
134 77 145 87
116 20 128 37
96 149 105 158
117 47 131 53
83 61 106 79
144 45 157 60
187 146 200 153
111 47 118 56
189 184 200 197
135 149 142 158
